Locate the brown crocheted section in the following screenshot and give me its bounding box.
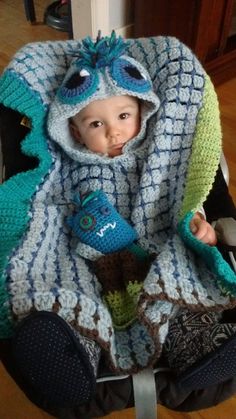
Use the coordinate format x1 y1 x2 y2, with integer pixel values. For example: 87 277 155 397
92 249 155 330
93 249 152 293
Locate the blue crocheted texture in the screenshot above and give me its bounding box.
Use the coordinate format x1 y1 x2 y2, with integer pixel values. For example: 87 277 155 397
56 32 153 107
0 36 235 372
67 190 137 254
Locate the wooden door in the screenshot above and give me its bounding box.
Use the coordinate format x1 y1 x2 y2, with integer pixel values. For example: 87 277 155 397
134 0 235 63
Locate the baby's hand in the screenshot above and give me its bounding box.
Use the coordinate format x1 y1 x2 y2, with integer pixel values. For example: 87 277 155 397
190 212 217 246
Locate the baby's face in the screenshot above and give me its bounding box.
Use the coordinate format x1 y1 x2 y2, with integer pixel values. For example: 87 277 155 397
70 95 140 157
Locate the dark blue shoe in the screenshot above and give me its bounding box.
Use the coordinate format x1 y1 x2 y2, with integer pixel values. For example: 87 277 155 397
176 333 236 390
12 311 96 408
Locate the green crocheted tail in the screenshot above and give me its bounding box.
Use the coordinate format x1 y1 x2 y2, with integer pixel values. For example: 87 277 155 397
178 75 236 295
179 75 222 218
0 71 53 337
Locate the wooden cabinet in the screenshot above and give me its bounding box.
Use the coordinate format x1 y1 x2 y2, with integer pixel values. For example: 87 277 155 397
134 0 236 85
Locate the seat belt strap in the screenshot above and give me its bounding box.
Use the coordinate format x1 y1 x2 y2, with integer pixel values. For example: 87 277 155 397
132 368 157 419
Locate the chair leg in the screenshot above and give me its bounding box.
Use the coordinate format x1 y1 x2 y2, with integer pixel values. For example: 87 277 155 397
23 0 36 23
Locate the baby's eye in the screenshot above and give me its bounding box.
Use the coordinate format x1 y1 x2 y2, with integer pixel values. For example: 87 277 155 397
119 113 129 120
90 121 103 128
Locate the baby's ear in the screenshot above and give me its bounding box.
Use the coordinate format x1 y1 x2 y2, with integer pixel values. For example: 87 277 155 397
69 120 82 143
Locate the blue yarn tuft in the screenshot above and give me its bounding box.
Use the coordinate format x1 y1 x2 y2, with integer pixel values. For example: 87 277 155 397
77 30 128 69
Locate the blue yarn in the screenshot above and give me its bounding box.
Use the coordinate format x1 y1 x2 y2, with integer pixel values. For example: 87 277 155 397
110 58 152 93
78 30 128 69
67 190 138 254
57 67 99 105
56 31 154 106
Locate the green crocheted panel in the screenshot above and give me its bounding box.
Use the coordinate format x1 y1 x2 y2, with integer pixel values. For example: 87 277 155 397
178 75 236 295
179 75 222 219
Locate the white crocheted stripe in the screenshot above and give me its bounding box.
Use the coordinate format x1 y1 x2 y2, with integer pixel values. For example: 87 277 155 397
6 40 80 106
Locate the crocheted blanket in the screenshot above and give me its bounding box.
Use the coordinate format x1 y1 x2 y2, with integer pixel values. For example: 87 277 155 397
0 35 236 373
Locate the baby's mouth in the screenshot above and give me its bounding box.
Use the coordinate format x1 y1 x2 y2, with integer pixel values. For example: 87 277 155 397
112 143 125 150
108 143 127 157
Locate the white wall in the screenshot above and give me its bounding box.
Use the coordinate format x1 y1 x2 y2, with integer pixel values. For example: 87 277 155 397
71 0 134 39
109 0 134 30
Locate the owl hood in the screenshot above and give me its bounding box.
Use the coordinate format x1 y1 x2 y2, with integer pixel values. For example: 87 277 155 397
47 31 160 164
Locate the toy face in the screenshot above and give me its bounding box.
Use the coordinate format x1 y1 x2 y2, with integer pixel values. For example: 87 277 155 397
67 190 137 254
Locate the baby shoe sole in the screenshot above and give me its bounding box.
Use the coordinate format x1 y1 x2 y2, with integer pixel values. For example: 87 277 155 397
12 311 96 408
176 333 236 390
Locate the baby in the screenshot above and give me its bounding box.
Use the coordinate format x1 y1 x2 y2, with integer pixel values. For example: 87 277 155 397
69 94 217 246
8 31 235 411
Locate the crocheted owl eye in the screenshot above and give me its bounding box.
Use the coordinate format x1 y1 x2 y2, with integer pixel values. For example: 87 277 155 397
79 213 96 231
99 206 111 216
111 58 151 93
57 66 99 104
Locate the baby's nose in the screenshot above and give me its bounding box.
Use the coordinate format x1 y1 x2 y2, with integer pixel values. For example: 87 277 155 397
107 125 121 141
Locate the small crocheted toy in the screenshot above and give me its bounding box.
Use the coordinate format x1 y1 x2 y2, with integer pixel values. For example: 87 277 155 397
67 190 149 258
67 190 152 329
67 190 137 254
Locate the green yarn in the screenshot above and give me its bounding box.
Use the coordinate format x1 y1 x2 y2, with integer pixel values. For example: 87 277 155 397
0 70 53 337
104 280 143 330
179 75 222 219
177 74 236 296
126 281 143 298
178 212 236 296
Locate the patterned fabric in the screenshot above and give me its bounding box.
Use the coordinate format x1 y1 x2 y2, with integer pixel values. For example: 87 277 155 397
72 329 101 376
163 310 236 373
0 35 236 374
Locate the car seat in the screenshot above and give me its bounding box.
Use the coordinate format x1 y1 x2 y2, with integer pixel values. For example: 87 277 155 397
0 35 236 419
